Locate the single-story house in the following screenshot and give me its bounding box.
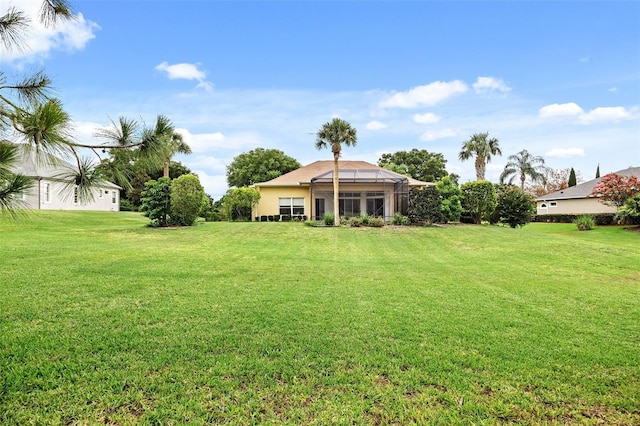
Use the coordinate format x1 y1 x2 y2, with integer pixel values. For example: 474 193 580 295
252 160 432 221
535 166 639 215
12 145 121 211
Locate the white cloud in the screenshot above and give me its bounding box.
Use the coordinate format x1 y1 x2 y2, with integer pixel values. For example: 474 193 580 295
472 76 512 94
413 112 440 124
155 61 207 81
0 2 99 63
539 103 635 124
175 128 226 153
579 56 590 63
419 128 457 141
538 102 584 118
366 121 387 130
546 148 585 158
379 80 467 108
608 87 618 93
192 169 228 199
580 107 632 123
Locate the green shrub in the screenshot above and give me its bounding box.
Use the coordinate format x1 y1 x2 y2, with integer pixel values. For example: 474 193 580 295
494 186 536 228
349 217 363 227
461 180 497 224
170 174 206 226
119 199 136 212
323 213 335 226
532 214 616 225
392 213 410 225
408 186 444 224
304 220 319 227
369 217 386 227
574 215 595 231
273 215 280 222
360 214 370 225
616 194 640 225
437 176 462 222
140 178 172 227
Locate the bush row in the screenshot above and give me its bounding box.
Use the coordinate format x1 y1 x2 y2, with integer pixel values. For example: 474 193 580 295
532 214 616 225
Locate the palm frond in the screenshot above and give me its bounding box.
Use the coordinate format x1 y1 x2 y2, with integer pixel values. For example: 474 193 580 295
54 157 105 205
17 98 74 158
93 116 140 147
0 172 32 218
39 0 74 27
0 7 28 52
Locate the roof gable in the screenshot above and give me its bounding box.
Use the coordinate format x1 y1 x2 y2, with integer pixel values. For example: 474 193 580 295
536 166 640 201
254 160 431 187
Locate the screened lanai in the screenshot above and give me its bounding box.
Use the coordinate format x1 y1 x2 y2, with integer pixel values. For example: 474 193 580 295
309 169 409 221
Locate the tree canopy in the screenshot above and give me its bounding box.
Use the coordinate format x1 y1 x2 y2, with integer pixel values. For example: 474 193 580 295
1 2 171 213
226 148 301 188
378 149 449 183
458 132 502 181
499 149 548 190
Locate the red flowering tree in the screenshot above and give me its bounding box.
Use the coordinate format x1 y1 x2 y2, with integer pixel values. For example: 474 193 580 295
589 174 640 207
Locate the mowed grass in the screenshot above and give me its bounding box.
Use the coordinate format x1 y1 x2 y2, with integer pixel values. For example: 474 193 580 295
1 211 639 425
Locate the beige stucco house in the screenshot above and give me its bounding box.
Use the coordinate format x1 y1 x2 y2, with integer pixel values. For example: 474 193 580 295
252 160 432 221
13 146 121 211
535 166 639 215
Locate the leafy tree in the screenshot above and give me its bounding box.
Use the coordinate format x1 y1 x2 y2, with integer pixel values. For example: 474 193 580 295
148 161 193 181
227 148 301 187
315 118 357 226
170 174 205 226
461 180 497 224
458 132 502 181
125 170 151 209
407 186 444 224
140 178 172 227
222 187 261 221
1 4 168 213
589 173 640 207
494 186 536 228
378 149 449 182
527 168 583 197
568 168 577 187
499 149 548 190
436 176 462 222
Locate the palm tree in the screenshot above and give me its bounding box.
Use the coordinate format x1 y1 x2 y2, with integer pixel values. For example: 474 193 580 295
458 132 502 181
499 149 548 190
315 118 357 226
142 115 191 178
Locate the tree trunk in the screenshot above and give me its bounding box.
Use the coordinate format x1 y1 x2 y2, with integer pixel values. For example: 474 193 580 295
475 156 485 180
163 162 170 178
333 153 340 226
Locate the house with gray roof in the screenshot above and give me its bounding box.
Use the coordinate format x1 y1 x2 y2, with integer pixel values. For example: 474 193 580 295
535 166 639 215
12 145 121 211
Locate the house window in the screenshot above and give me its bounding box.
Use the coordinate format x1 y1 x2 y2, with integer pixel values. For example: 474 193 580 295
366 192 384 217
279 197 304 215
339 192 361 218
540 203 547 208
111 191 117 204
550 202 557 207
43 182 51 203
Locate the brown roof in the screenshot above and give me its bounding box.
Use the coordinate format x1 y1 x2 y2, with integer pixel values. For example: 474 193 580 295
254 160 431 187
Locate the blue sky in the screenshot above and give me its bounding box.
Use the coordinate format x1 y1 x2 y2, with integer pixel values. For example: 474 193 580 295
3 0 639 199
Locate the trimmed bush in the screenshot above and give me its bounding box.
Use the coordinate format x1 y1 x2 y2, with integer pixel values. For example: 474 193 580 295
170 174 206 226
494 186 536 228
369 217 386 227
532 214 615 225
461 181 497 224
408 186 444 224
392 213 411 226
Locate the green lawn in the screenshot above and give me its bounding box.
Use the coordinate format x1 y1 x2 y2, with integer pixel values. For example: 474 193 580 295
1 211 639 425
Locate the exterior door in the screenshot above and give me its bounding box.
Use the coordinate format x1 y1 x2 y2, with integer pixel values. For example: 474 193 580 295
315 198 325 220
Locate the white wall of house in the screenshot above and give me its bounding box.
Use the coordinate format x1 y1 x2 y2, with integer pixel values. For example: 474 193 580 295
21 178 120 211
536 198 616 215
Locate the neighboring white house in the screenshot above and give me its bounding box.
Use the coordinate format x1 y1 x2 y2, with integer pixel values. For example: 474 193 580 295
535 166 639 215
12 145 121 211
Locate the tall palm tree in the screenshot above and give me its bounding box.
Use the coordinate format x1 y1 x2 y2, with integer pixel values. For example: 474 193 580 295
500 149 548 190
458 132 502 181
315 118 357 226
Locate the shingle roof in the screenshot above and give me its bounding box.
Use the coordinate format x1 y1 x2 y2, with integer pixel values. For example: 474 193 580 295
12 144 121 189
535 166 640 201
253 160 432 187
